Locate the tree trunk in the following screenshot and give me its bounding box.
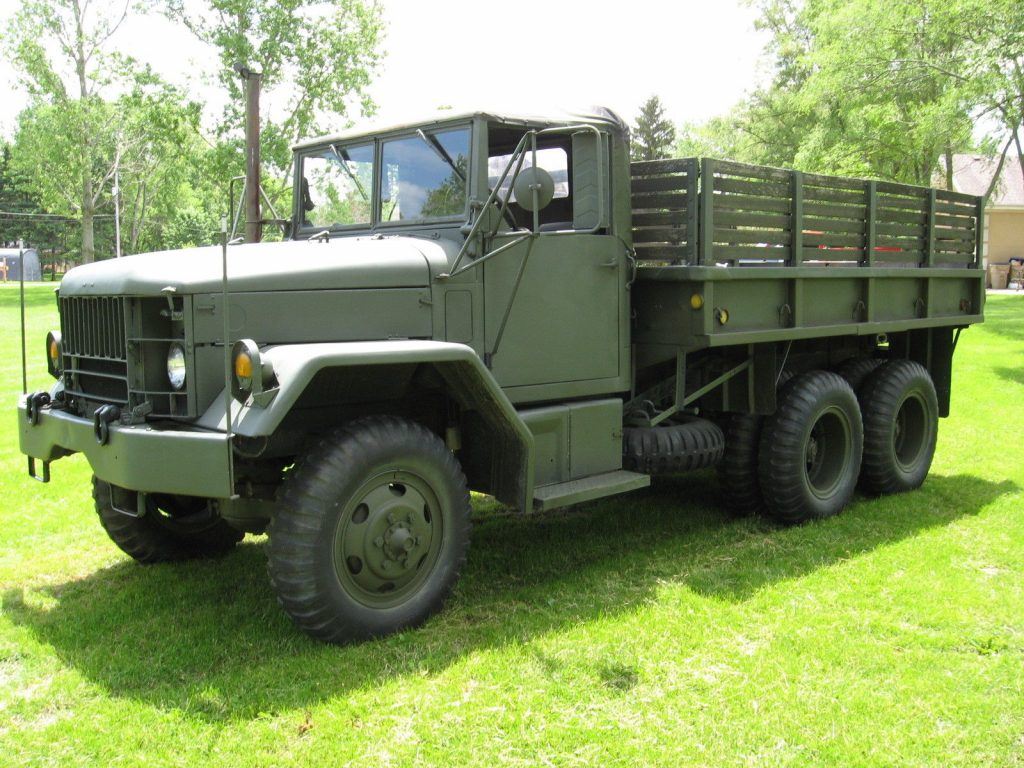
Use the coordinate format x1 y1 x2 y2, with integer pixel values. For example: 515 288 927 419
943 147 954 191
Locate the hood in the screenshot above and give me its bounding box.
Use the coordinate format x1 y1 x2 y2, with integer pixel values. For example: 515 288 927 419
59 236 452 296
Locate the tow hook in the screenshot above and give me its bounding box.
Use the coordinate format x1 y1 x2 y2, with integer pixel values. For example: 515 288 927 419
93 404 121 446
25 391 51 426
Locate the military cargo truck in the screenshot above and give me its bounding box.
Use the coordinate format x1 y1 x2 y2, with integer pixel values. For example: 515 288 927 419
17 108 984 643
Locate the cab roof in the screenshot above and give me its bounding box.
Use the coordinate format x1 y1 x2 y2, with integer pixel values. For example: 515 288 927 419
292 106 627 151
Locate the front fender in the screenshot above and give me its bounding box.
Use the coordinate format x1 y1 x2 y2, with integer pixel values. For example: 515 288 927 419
198 340 535 510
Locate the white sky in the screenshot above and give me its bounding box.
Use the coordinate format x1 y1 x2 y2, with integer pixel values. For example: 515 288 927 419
0 0 768 140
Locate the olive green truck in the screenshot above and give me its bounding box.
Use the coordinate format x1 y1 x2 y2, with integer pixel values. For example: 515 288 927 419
17 108 984 643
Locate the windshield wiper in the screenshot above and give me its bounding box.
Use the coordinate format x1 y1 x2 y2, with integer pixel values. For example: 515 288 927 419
329 144 370 202
416 129 466 183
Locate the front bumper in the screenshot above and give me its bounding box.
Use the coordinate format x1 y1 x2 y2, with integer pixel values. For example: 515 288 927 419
17 397 232 498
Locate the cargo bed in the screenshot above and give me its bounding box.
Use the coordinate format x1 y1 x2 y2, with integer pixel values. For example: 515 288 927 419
629 158 984 350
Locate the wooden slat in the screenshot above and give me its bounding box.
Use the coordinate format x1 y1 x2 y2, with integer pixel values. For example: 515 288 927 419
935 200 977 216
932 251 976 264
875 180 928 197
802 246 863 261
802 200 866 219
711 159 793 182
630 158 696 176
875 208 928 226
878 194 928 213
632 210 688 227
932 241 977 255
632 226 688 244
934 212 975 228
712 244 789 261
631 175 691 193
631 192 688 209
803 232 863 248
873 248 924 262
634 244 690 261
802 186 866 205
715 210 792 229
715 176 791 198
713 227 791 245
713 193 792 213
802 172 866 191
935 188 980 206
877 235 927 248
802 216 865 234
876 221 926 237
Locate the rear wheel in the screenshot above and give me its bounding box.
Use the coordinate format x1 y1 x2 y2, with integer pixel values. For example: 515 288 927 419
758 371 863 523
93 477 242 563
266 416 471 644
716 371 793 516
837 356 884 393
857 360 938 495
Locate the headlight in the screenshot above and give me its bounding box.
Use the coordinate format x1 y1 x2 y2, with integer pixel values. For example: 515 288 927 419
167 342 187 390
45 330 62 379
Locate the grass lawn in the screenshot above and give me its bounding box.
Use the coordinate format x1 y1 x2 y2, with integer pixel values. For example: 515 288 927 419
1 283 1022 767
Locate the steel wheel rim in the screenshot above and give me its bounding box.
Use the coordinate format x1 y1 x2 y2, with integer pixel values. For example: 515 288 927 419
893 392 929 472
803 406 853 500
331 470 445 609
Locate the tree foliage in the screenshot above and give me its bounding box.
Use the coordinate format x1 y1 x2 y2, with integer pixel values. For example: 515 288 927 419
164 0 384 193
679 0 1023 192
631 96 677 161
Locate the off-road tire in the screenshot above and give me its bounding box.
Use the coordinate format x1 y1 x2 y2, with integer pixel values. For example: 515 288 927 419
622 417 724 475
715 370 793 516
93 477 242 563
717 414 765 516
857 360 938 495
266 416 471 644
758 371 863 523
837 357 884 393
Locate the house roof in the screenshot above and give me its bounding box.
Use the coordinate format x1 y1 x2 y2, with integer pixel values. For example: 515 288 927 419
948 154 1024 208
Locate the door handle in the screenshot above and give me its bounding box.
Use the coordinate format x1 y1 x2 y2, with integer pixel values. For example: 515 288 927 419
600 259 618 268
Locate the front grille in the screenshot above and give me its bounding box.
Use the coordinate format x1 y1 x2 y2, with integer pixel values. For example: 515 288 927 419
58 295 193 419
59 296 130 408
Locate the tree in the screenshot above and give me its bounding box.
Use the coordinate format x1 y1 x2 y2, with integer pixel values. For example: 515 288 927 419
3 0 140 262
165 0 385 206
631 96 677 161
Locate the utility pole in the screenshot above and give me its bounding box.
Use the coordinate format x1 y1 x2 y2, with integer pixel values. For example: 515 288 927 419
234 62 263 244
112 164 122 258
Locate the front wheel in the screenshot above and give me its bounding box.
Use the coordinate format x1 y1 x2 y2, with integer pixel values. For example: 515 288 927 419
266 416 471 644
758 371 863 523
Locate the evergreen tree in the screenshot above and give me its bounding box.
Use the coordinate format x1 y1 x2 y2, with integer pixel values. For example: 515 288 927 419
631 96 677 161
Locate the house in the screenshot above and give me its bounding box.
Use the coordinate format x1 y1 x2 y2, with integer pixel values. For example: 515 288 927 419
946 154 1024 285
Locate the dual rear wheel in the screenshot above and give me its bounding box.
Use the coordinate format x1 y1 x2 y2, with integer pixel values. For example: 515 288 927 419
721 360 938 523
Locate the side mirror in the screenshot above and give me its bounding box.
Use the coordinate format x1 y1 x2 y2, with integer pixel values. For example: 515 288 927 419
512 166 554 212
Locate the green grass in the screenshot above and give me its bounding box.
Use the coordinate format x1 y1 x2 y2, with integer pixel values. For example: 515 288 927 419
1 283 1023 767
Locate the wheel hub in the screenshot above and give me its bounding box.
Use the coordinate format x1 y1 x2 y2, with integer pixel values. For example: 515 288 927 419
333 474 443 606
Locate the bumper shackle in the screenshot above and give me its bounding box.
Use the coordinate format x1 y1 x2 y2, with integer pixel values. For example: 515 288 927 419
93 404 122 446
25 391 51 426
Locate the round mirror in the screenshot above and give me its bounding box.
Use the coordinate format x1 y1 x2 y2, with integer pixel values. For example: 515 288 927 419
512 166 555 212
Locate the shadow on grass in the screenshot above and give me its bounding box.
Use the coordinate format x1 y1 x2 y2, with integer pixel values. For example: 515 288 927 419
995 367 1024 387
3 471 1014 722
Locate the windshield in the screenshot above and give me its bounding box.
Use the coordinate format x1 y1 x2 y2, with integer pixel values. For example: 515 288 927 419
299 142 374 229
380 127 470 222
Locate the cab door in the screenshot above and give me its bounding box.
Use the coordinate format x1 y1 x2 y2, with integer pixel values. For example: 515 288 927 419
483 233 623 391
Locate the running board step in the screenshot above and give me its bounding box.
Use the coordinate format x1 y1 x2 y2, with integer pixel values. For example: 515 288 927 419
532 470 650 512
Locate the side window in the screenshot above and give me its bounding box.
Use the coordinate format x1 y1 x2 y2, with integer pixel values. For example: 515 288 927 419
300 143 374 229
488 147 569 203
380 128 471 222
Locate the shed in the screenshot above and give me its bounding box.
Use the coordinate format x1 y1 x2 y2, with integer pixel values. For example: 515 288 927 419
0 248 42 282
